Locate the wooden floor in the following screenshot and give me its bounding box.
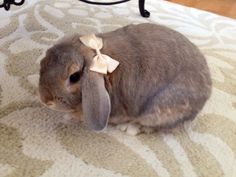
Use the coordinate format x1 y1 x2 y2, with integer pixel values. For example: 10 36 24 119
167 0 236 19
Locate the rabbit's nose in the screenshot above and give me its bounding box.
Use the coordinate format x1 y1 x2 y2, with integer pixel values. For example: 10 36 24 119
46 101 55 107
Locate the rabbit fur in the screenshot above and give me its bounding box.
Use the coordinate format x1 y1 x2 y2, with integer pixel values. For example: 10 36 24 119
39 23 212 135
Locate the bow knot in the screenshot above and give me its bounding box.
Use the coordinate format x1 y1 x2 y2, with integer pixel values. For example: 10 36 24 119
80 34 119 74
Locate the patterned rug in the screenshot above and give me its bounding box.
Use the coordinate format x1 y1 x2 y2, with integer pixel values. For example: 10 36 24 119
0 0 236 177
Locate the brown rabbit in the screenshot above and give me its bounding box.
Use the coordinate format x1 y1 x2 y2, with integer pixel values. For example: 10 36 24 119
39 23 212 135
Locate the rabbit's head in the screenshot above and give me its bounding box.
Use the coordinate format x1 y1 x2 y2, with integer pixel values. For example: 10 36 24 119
39 35 111 131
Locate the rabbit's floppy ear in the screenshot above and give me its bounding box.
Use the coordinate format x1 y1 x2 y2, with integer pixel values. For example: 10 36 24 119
82 70 111 131
79 34 119 131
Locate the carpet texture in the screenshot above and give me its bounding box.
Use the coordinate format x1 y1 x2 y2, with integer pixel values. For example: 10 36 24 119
0 0 236 177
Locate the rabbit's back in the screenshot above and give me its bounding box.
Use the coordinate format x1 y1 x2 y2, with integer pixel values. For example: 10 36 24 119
102 23 208 80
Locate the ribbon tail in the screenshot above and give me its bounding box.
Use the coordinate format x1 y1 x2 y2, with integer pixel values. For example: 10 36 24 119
102 55 120 73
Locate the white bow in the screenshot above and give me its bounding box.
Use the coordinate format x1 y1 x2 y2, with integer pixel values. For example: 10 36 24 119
80 34 120 74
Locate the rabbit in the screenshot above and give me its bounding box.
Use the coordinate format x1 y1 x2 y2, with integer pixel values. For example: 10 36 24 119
39 23 212 135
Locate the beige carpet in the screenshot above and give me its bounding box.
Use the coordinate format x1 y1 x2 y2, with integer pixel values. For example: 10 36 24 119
0 0 236 177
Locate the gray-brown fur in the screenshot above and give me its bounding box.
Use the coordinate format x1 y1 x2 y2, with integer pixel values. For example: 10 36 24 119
39 23 212 133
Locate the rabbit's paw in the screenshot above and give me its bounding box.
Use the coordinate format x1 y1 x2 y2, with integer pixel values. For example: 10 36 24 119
116 123 141 136
116 123 129 131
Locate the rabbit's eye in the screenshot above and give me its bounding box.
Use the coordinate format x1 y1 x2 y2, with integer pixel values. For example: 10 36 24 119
69 71 80 84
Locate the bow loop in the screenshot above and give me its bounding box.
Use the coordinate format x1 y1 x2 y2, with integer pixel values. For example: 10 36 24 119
80 34 119 74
